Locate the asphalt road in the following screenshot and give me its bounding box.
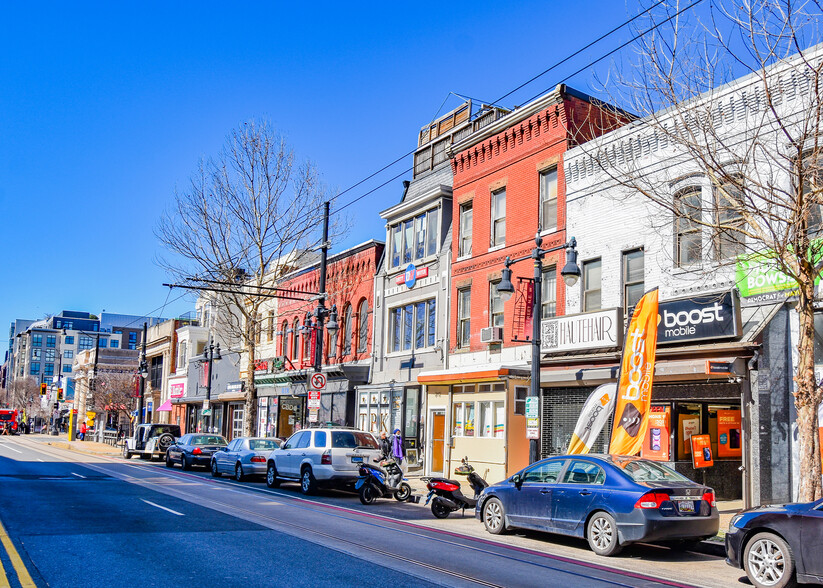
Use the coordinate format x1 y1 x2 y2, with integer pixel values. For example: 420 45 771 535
0 436 748 588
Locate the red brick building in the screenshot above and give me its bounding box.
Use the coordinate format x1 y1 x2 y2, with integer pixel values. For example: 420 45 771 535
420 85 629 478
254 240 384 436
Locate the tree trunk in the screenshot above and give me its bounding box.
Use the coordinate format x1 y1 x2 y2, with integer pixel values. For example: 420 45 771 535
244 339 257 437
794 277 823 501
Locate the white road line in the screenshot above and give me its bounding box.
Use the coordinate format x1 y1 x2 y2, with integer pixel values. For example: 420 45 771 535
140 499 184 516
0 444 22 453
71 472 86 479
37 459 44 462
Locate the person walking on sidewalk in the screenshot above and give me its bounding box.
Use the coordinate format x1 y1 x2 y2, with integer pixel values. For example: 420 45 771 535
79 421 87 441
379 431 391 459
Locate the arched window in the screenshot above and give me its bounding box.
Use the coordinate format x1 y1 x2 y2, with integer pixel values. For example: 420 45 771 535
357 299 368 353
281 321 288 358
292 318 300 359
342 304 353 357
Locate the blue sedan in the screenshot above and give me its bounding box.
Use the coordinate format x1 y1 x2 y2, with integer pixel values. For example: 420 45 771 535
476 454 719 556
211 437 282 481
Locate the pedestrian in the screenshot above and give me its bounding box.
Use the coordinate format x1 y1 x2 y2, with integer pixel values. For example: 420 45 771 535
79 421 87 441
391 428 405 471
379 431 391 459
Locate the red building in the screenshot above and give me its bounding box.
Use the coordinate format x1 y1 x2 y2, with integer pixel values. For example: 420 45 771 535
254 240 384 437
420 85 629 478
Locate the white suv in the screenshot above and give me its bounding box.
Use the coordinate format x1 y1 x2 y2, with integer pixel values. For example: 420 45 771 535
265 427 382 495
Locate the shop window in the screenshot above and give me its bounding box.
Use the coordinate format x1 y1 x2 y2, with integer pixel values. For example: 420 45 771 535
478 401 505 438
673 401 742 462
514 386 527 415
675 186 702 266
389 299 436 353
453 384 475 394
582 258 602 312
477 383 505 393
453 401 475 437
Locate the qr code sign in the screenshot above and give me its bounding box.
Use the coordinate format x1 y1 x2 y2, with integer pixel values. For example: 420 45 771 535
542 321 558 349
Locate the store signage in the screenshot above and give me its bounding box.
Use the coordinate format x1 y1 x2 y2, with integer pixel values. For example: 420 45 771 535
736 247 822 298
254 360 270 373
395 264 429 288
657 291 742 345
641 406 671 462
540 308 621 353
717 409 742 458
706 361 734 375
226 381 243 394
690 434 714 469
170 382 185 398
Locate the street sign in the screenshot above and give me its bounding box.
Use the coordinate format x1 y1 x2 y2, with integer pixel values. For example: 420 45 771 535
525 397 539 418
308 408 319 423
526 428 540 439
308 389 321 409
203 400 210 410
310 372 327 390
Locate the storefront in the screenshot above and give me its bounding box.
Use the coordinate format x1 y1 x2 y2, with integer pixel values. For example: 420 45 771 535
356 383 423 466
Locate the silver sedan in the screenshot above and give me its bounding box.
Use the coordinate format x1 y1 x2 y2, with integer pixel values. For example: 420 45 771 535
210 437 281 481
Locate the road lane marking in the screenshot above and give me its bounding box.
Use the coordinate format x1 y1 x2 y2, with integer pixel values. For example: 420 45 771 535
71 472 86 479
0 553 9 588
0 445 22 454
36 459 44 462
140 499 184 516
0 519 36 587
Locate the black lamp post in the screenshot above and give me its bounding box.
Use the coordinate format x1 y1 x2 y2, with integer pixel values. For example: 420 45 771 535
136 322 148 426
497 235 581 465
198 337 221 433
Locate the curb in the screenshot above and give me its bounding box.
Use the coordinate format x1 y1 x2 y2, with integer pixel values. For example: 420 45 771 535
695 540 725 557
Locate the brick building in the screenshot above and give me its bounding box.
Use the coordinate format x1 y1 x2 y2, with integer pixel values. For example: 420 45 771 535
253 240 384 437
419 85 629 479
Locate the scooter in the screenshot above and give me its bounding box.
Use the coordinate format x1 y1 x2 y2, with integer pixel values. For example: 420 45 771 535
424 457 488 518
355 457 413 505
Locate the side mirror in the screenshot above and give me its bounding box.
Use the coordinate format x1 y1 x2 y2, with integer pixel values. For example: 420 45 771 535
511 474 522 488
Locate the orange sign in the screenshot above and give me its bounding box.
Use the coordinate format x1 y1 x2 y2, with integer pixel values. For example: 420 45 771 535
609 288 660 456
691 434 714 468
717 409 742 458
641 406 670 461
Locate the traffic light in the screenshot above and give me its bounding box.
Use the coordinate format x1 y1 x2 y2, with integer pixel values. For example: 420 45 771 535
57 388 63 401
40 383 47 396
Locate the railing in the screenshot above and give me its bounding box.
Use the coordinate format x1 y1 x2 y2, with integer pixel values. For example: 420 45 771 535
101 430 124 446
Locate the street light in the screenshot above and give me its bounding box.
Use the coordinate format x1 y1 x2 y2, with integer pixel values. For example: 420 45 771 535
496 235 581 465
196 337 221 433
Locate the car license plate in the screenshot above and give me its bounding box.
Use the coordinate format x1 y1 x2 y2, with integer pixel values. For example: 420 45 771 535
351 456 363 463
677 500 695 513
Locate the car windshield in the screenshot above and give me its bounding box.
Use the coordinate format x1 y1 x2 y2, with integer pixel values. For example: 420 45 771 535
0 414 14 421
617 459 691 483
331 431 378 449
191 435 226 446
249 439 279 451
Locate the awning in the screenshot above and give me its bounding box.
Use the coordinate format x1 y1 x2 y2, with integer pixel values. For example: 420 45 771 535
217 391 245 401
417 363 530 385
156 400 173 412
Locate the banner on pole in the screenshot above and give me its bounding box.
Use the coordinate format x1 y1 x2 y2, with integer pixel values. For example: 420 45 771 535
609 288 659 456
567 383 616 454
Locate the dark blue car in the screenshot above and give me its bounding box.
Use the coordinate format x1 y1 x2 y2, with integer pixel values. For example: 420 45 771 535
476 454 719 556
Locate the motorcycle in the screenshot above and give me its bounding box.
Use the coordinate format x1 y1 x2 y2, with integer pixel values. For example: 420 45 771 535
424 457 488 519
355 457 413 505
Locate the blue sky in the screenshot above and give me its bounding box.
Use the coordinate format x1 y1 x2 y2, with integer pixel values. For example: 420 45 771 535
1 1 647 337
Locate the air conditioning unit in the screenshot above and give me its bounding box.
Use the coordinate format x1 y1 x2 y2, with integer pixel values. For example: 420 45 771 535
480 327 503 344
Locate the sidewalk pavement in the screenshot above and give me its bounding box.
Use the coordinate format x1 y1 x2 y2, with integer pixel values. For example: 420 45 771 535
23 432 122 457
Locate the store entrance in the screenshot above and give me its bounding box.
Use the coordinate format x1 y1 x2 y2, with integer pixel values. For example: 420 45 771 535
278 396 304 438
430 410 445 474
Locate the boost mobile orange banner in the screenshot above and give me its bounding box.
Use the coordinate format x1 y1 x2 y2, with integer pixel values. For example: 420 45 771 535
609 288 659 456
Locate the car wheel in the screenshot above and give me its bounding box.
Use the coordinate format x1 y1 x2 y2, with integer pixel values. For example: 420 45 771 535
266 462 280 488
482 497 506 534
431 499 451 519
587 511 622 556
359 484 377 505
235 463 245 482
122 446 132 460
181 454 190 471
394 482 412 502
165 453 174 468
211 459 221 478
300 466 317 495
744 532 797 588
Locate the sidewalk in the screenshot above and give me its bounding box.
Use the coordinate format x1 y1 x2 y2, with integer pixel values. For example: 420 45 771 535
22 432 122 457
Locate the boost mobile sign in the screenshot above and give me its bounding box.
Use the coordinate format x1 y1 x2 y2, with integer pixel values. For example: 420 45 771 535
656 290 742 345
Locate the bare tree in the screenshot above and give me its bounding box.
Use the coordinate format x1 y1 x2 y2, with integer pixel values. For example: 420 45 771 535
580 0 823 499
5 377 39 415
90 371 136 427
156 120 333 436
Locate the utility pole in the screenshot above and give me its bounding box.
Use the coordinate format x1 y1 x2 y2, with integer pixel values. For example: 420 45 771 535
137 322 147 425
314 201 330 372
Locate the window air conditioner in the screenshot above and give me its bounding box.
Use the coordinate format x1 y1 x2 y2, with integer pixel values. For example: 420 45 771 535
480 327 503 344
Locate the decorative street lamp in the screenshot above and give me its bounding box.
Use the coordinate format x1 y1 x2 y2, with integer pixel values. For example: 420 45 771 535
196 337 221 433
496 235 581 464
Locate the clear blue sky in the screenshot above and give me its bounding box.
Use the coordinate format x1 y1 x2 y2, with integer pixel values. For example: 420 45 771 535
0 1 646 337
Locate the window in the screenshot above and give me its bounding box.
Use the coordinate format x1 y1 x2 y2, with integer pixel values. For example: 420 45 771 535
388 210 439 269
281 321 289 358
314 430 327 448
514 386 528 416
150 356 163 389
45 349 55 362
391 225 402 268
541 267 557 318
31 349 41 361
30 363 40 375
403 219 413 264
562 461 606 484
128 332 137 350
46 335 56 348
267 311 275 342
292 319 299 360
522 460 565 483
63 365 72 373
98 338 107 348
489 281 504 328
177 341 187 369
478 400 505 438
459 202 473 257
389 301 436 352
675 186 702 266
110 340 119 349
44 364 54 376
64 336 74 345
453 401 476 436
295 431 311 449
426 209 439 257
32 334 42 347
63 350 73 359
583 259 602 312
714 180 745 259
623 249 644 316
55 321 62 329
457 287 471 348
79 336 94 351
357 299 369 353
490 188 506 247
343 305 353 356
539 167 558 231
232 407 244 439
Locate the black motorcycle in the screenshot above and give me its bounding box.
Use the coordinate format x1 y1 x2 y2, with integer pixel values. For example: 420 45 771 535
424 457 488 518
355 457 412 505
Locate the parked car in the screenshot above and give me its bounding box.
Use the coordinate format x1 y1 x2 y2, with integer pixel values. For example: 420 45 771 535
266 427 383 495
476 454 719 556
726 498 823 588
211 436 281 481
122 424 181 460
166 434 228 470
